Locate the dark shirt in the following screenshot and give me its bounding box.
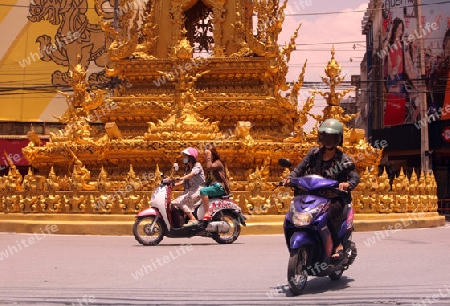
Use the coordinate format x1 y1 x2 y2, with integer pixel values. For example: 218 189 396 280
289 147 360 200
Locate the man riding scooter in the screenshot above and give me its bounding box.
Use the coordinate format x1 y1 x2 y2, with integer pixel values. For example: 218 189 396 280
283 118 360 260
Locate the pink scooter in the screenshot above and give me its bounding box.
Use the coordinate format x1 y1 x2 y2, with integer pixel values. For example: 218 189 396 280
133 166 246 246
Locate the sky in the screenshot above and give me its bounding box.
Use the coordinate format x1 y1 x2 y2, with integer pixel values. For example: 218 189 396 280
277 0 369 130
281 0 368 82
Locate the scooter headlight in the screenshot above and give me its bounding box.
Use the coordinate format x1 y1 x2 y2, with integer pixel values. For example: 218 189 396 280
292 211 312 226
291 204 325 227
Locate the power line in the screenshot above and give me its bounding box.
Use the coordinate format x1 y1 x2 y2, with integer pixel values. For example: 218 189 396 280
284 0 450 17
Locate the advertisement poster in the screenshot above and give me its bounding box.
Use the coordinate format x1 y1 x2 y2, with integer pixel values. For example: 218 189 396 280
380 0 450 126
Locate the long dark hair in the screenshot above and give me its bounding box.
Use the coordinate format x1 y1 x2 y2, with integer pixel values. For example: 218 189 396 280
208 145 227 175
388 17 404 47
388 17 409 83
444 28 450 49
444 28 450 65
209 146 220 162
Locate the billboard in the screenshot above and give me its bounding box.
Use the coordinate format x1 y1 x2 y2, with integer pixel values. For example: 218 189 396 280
379 0 450 126
0 0 110 122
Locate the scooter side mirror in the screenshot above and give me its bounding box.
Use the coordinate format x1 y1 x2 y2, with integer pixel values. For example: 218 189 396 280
278 158 292 169
173 163 179 172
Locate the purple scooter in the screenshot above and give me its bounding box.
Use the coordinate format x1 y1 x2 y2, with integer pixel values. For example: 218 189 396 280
279 158 357 295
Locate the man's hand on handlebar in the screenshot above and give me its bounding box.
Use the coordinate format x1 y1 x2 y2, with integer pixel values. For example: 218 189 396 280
273 178 290 191
338 182 350 191
281 178 291 186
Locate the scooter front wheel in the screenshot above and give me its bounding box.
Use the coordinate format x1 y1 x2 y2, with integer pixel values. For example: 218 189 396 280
133 216 165 246
287 248 308 295
329 269 343 281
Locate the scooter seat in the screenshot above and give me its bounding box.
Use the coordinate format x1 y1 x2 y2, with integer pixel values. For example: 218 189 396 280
209 194 232 199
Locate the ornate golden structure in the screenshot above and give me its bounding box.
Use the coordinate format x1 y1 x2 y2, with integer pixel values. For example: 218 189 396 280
0 0 440 222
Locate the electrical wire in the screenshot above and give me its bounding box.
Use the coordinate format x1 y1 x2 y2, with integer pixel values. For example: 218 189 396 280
284 0 450 16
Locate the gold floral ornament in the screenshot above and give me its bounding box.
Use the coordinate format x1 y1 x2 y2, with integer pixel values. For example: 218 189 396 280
144 107 222 141
174 34 194 60
245 166 271 215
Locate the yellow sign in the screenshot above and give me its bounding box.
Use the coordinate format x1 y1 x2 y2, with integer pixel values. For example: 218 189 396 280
0 0 108 121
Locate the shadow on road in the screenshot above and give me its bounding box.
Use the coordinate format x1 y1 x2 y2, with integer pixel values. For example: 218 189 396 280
272 276 354 297
131 242 245 247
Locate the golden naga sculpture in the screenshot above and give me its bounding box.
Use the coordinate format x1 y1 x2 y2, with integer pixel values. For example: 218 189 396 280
57 63 105 120
0 0 437 218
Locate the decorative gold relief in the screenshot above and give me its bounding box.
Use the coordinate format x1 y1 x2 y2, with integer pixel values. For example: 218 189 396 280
6 1 438 219
272 190 291 214
393 168 409 213
355 168 377 213
4 158 24 192
418 170 428 212
376 168 394 213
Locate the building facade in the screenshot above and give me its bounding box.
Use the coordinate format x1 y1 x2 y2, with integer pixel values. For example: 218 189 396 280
361 0 450 210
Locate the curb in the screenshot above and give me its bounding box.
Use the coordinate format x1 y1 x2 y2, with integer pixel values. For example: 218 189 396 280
0 213 445 236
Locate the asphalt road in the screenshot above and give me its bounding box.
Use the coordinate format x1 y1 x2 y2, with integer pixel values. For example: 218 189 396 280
0 223 450 305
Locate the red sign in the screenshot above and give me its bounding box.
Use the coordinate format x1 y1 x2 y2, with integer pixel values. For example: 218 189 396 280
442 127 450 143
384 94 406 126
0 138 49 168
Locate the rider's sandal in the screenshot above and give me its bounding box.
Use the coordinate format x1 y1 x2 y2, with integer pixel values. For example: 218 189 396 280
202 215 212 221
183 220 199 227
331 250 344 261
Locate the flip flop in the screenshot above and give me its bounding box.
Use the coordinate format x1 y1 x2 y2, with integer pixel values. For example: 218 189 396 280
183 220 199 227
331 250 344 261
202 215 212 221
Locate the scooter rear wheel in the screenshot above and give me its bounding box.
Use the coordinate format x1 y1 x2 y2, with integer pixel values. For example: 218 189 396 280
133 216 165 246
287 248 308 295
211 211 241 244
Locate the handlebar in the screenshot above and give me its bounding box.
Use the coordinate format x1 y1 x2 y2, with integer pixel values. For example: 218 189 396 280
277 180 349 195
162 178 176 185
278 181 294 187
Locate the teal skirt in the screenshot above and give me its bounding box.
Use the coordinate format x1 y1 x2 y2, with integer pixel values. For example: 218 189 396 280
200 183 225 197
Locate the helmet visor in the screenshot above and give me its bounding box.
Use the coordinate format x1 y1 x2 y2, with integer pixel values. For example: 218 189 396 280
320 133 340 147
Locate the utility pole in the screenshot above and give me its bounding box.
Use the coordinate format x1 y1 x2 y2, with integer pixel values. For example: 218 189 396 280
416 0 430 173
